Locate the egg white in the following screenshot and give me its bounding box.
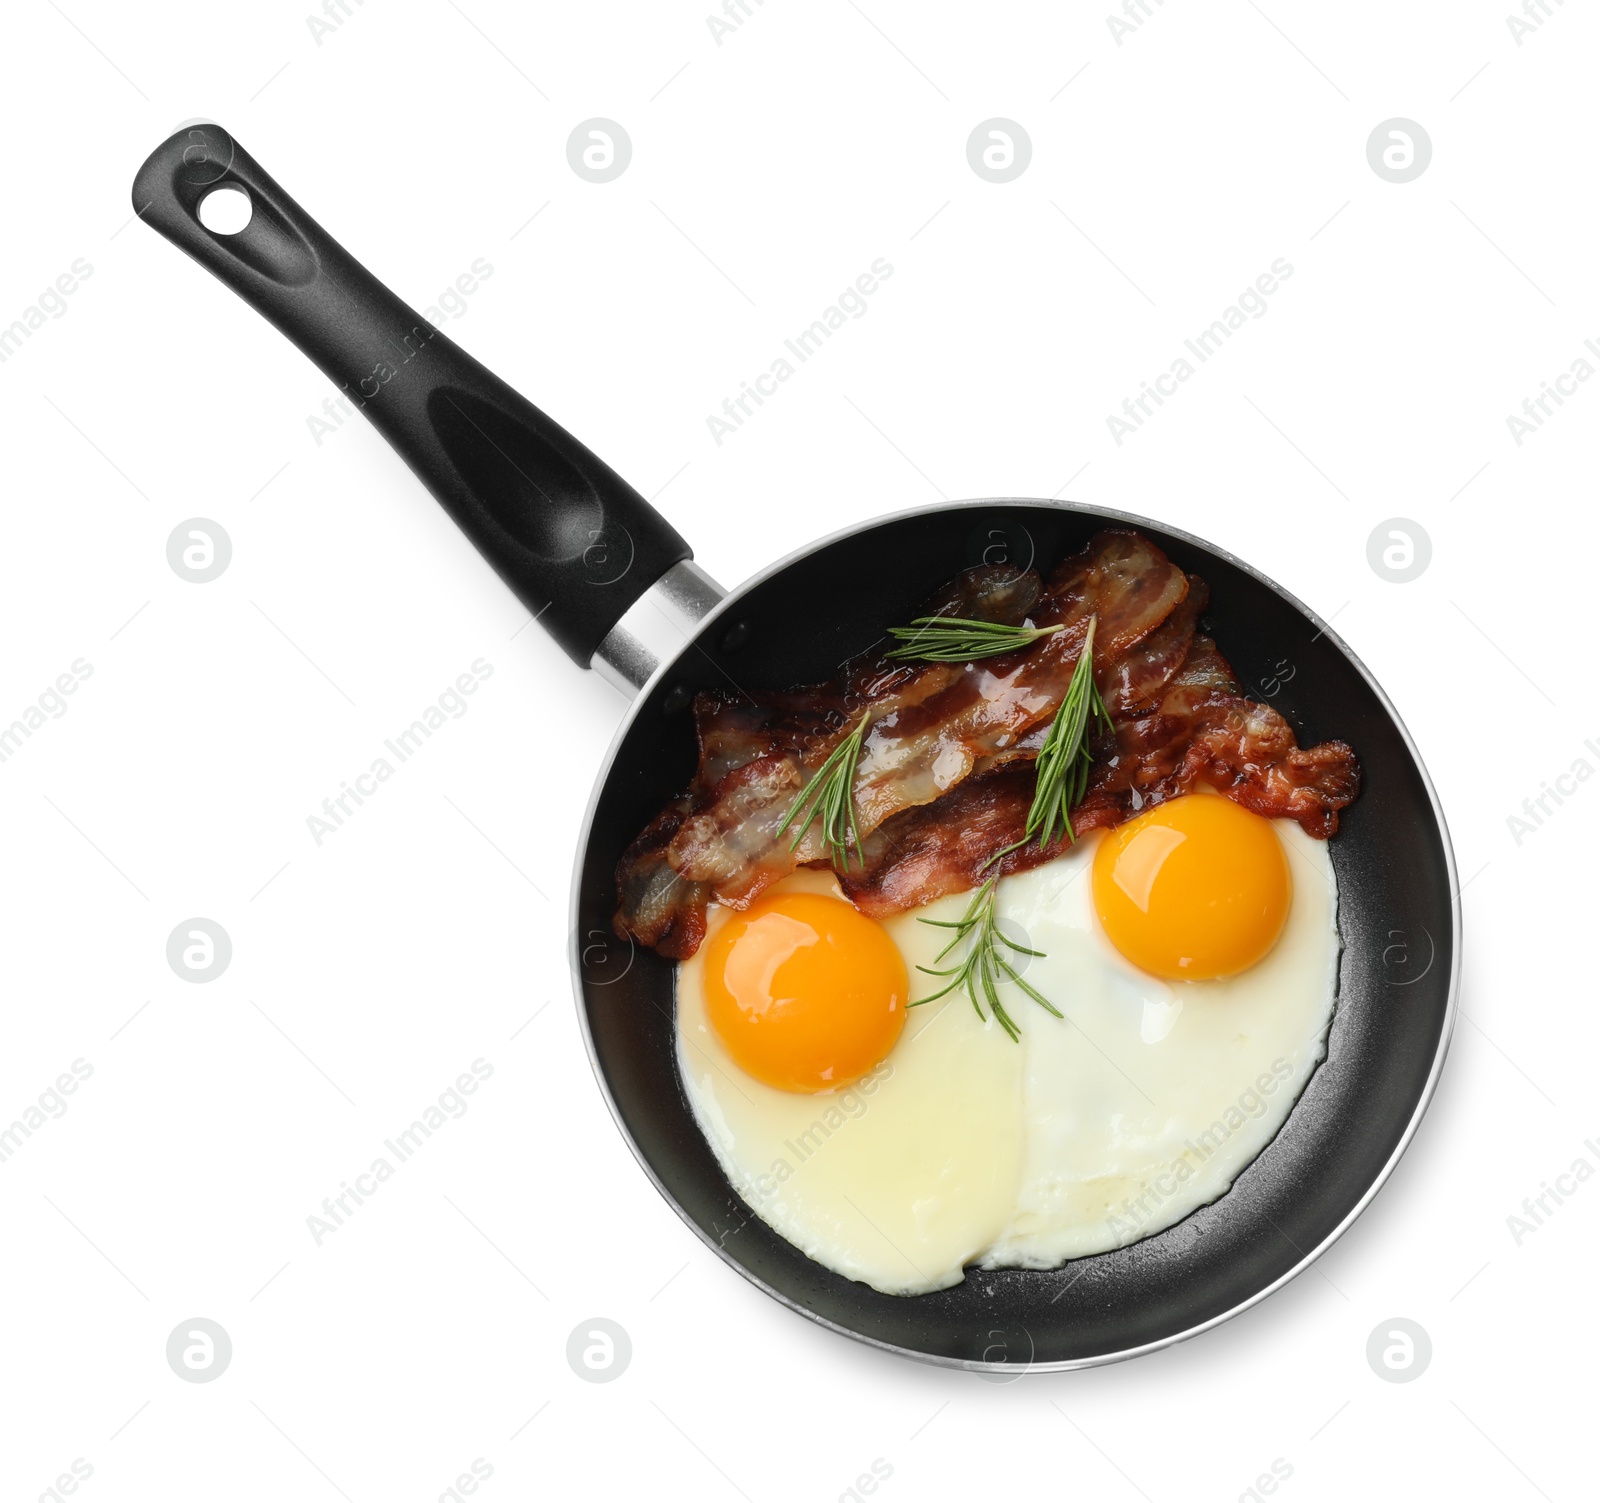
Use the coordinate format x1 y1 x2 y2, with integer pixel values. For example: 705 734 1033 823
675 822 1339 1296
675 873 1024 1295
977 818 1340 1268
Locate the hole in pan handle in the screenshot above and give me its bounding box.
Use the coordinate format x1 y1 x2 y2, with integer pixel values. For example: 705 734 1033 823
130 122 700 670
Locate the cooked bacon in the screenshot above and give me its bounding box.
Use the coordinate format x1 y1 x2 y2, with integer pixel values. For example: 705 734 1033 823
612 531 1360 957
612 794 711 959
1103 575 1206 717
840 635 1360 916
1071 635 1360 838
614 562 1047 958
658 532 1185 905
839 761 1071 918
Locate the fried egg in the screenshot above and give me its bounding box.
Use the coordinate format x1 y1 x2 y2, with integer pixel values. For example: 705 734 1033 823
675 799 1339 1295
676 869 1026 1294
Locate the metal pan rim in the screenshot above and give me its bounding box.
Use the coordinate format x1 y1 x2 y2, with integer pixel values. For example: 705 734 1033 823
567 496 1461 1372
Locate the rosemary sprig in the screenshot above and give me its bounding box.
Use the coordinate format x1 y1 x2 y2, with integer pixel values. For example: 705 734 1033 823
912 862 1062 1042
910 615 1111 1039
1020 614 1114 849
884 615 1063 663
774 710 872 870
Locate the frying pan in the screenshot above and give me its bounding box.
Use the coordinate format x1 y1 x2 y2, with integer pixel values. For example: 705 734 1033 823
132 124 1460 1372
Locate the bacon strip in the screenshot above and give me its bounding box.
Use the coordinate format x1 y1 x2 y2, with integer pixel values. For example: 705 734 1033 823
612 532 1359 958
661 533 1184 903
612 793 711 960
1103 575 1206 717
613 560 1052 958
1077 635 1360 838
840 635 1359 916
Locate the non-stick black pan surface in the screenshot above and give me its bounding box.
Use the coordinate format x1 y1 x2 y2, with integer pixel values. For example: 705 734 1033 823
574 500 1457 1370
134 125 1459 1373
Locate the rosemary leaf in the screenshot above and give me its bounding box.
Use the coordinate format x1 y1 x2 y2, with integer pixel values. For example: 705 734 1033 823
884 615 1064 663
774 710 872 871
912 863 1059 1041
1022 614 1113 850
908 615 1113 1041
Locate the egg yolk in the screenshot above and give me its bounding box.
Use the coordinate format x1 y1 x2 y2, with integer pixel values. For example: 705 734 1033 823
702 892 908 1094
1091 793 1291 980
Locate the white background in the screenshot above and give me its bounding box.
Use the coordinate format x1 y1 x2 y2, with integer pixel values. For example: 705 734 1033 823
0 1 1594 1499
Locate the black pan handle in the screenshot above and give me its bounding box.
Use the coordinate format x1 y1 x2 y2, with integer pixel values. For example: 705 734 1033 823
131 123 692 667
